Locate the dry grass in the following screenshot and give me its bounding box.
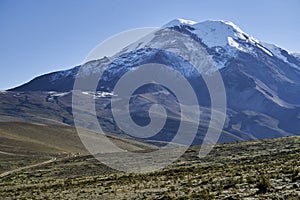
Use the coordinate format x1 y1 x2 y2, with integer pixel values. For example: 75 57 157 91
0 134 299 199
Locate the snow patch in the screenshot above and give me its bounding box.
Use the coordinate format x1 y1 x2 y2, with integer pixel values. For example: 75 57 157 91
262 42 300 69
163 18 197 27
191 20 241 48
94 92 114 98
291 52 300 58
49 92 70 97
177 18 197 25
81 91 114 98
228 37 247 52
261 42 287 60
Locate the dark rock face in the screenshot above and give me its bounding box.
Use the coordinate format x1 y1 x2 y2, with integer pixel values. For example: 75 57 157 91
10 66 79 92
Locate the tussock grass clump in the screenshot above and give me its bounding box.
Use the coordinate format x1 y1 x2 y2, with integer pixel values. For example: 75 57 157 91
256 174 271 193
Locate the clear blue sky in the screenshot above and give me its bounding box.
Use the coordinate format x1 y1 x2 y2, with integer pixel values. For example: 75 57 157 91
1 0 299 90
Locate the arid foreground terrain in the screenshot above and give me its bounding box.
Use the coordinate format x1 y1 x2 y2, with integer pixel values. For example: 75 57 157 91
0 122 299 199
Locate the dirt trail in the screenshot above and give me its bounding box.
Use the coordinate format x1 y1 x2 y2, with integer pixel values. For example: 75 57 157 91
0 157 56 178
0 151 17 156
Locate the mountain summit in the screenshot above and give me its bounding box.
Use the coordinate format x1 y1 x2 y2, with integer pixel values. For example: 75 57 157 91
164 19 298 69
164 18 254 48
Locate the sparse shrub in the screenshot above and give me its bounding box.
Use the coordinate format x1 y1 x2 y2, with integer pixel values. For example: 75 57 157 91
223 177 238 190
246 176 256 184
192 188 215 200
256 175 271 193
158 191 173 200
218 183 224 195
187 178 192 187
291 168 299 182
169 185 176 191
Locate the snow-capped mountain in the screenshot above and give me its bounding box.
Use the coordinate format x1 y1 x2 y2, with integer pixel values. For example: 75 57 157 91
12 18 300 90
8 19 300 143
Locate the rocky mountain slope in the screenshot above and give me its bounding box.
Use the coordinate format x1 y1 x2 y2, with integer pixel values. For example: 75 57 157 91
6 19 300 143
